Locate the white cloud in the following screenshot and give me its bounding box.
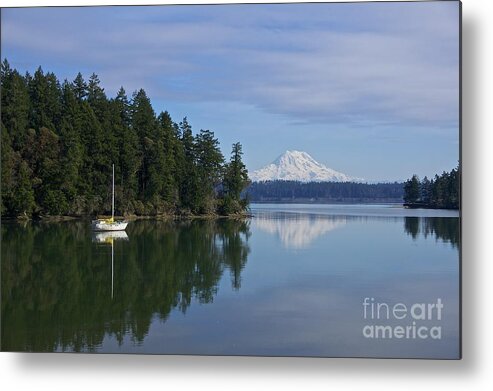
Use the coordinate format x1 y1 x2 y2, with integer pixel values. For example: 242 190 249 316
2 2 459 128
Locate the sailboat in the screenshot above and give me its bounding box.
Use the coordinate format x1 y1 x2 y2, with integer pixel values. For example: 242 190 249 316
91 164 128 231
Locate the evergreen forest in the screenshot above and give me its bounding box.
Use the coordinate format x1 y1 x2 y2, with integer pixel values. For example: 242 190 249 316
1 60 250 218
403 167 460 209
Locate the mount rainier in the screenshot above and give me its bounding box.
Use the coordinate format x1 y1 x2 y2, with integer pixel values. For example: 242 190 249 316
249 150 362 183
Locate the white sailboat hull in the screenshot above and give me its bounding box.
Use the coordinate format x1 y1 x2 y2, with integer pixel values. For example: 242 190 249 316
91 220 128 232
91 164 129 232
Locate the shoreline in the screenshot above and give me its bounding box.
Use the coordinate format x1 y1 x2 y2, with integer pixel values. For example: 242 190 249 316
403 203 459 211
2 212 253 223
2 201 461 222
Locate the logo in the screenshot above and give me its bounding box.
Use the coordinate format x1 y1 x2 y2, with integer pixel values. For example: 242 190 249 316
362 297 443 340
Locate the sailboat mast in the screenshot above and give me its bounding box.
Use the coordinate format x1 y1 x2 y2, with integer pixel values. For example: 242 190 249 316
112 164 115 220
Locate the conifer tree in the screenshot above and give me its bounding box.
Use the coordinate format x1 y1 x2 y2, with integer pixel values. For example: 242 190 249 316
157 111 178 205
421 176 431 204
222 142 249 214
87 73 106 110
1 123 15 214
78 101 107 212
1 60 30 148
59 82 83 213
403 175 421 204
72 72 88 102
131 89 157 199
28 68 62 131
195 129 224 213
112 88 139 211
178 117 200 212
11 159 36 217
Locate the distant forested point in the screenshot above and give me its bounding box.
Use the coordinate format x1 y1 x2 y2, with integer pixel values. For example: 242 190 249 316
403 166 460 210
246 180 404 203
1 60 249 218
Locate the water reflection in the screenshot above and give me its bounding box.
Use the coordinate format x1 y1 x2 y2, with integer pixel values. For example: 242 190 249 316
254 212 460 251
404 217 460 249
92 230 129 243
92 231 129 299
1 219 250 352
1 209 459 357
253 212 347 249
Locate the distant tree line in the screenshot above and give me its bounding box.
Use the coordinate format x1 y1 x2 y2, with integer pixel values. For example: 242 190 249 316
403 166 459 209
246 180 404 202
1 60 249 218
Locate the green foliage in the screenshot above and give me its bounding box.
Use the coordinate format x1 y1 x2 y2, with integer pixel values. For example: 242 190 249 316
28 67 62 132
72 72 88 101
10 160 36 216
195 129 225 213
1 123 14 214
178 117 200 213
0 61 249 217
221 142 250 215
113 87 139 203
1 60 30 148
403 166 460 209
157 111 178 205
403 175 421 203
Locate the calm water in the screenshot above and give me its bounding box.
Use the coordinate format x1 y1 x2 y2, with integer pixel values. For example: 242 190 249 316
1 204 460 358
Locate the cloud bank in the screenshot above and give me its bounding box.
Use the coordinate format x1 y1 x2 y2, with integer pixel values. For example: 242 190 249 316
2 2 459 129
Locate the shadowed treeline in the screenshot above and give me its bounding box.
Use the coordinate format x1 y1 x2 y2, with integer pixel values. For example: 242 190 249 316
247 180 403 203
403 167 460 209
1 60 249 218
1 219 250 352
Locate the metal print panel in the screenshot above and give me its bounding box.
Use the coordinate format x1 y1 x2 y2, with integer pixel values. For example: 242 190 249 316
0 1 461 358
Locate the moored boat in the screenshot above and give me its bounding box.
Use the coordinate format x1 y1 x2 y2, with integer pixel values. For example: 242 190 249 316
91 164 128 232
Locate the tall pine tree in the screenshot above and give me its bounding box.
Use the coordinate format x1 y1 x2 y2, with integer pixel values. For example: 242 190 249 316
222 142 249 215
195 129 224 213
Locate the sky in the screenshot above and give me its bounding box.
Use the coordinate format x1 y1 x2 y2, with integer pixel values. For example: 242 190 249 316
1 1 460 181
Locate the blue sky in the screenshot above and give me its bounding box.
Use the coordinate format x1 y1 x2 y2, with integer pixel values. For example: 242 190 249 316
1 2 459 181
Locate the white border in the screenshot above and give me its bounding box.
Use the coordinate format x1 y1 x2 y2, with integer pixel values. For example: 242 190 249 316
2 0 493 389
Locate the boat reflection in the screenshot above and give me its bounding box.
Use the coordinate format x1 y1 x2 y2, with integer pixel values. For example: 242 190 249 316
92 230 129 244
92 231 129 299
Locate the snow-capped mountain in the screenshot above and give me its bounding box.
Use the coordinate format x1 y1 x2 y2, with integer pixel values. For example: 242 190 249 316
250 150 362 182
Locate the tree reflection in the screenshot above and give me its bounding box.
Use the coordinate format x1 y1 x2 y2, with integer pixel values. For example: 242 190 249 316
404 217 460 249
1 219 250 352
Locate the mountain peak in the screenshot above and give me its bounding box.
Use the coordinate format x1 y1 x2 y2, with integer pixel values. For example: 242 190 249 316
250 150 362 183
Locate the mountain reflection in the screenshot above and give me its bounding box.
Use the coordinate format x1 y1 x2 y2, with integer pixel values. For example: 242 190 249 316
253 212 346 249
1 219 250 352
404 217 460 249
